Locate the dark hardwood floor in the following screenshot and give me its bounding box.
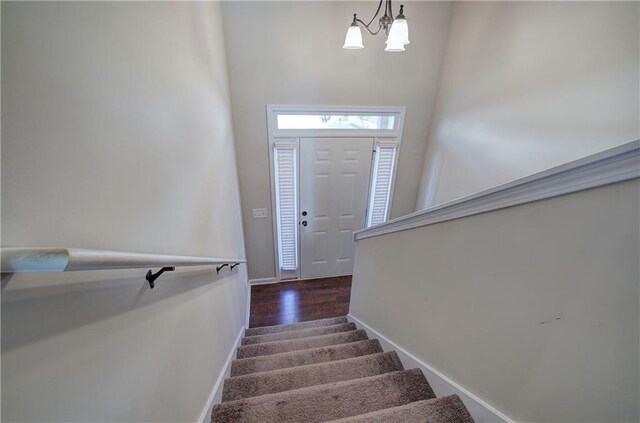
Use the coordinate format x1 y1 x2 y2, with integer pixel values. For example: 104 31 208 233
249 275 352 328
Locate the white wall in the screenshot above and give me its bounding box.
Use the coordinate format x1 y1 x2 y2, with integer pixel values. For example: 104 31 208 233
220 1 452 279
417 1 639 208
1 2 247 422
350 180 639 423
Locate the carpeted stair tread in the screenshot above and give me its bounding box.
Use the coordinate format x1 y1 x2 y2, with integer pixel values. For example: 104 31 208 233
236 329 368 359
212 368 435 423
328 395 475 423
245 316 348 336
241 322 357 345
222 351 404 401
230 339 383 377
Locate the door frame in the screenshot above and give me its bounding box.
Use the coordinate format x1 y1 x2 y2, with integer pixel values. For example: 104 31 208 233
267 105 406 281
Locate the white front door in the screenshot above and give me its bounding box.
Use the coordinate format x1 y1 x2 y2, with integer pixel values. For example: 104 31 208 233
299 137 374 279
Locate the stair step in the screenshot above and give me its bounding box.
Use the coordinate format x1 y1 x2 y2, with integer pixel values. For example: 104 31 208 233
212 369 434 423
328 395 475 423
245 316 348 337
231 339 383 377
222 351 403 401
241 322 356 345
236 329 368 359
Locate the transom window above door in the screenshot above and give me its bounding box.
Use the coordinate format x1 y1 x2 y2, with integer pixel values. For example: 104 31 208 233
267 105 405 280
277 113 395 130
268 105 404 138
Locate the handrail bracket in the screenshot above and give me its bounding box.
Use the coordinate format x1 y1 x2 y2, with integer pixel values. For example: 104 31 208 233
146 266 175 289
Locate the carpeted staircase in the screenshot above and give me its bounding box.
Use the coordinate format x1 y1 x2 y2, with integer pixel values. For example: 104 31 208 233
212 316 475 422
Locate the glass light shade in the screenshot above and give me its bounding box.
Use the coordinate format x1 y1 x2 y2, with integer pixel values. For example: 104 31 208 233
386 18 410 45
384 41 405 52
343 25 364 49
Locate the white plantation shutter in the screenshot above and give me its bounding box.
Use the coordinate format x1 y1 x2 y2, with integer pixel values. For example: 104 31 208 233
274 141 298 273
367 142 397 227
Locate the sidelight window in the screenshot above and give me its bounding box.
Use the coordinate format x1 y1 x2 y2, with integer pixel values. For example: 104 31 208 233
367 141 398 227
273 141 298 276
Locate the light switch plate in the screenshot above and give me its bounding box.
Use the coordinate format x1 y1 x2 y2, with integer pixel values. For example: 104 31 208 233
252 208 268 219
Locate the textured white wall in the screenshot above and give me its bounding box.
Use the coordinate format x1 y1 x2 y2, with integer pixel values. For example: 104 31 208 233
1 2 247 422
417 1 639 208
221 1 453 279
350 180 639 422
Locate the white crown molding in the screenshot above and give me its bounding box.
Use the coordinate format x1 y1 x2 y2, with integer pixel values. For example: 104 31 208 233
355 140 640 241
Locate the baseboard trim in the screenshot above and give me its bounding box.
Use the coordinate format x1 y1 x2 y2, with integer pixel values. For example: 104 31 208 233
249 275 353 286
197 325 245 423
347 314 515 423
248 277 278 285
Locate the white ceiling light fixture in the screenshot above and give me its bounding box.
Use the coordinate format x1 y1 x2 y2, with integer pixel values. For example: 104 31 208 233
343 17 364 49
343 2 410 51
384 42 405 52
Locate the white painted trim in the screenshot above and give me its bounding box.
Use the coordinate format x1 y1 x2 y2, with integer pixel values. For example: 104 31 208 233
271 138 300 280
355 140 640 241
198 325 245 423
267 104 406 138
368 138 401 226
267 104 407 282
376 139 400 149
0 247 246 273
248 277 278 285
347 314 514 423
249 274 353 286
267 135 297 282
245 277 252 328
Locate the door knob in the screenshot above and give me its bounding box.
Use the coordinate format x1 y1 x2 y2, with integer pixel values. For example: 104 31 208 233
302 211 307 216
301 221 308 227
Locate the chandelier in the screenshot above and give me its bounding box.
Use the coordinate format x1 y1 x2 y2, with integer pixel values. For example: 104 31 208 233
343 1 410 52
